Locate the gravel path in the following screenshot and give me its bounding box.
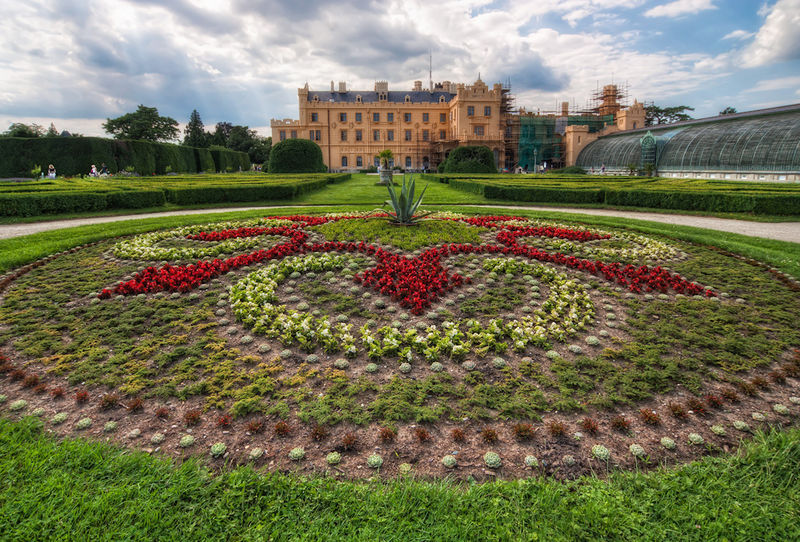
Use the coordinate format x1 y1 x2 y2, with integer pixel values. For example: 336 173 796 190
0 205 798 243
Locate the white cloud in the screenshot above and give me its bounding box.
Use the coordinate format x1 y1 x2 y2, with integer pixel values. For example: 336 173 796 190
645 0 716 18
741 0 800 67
722 29 755 41
745 76 800 93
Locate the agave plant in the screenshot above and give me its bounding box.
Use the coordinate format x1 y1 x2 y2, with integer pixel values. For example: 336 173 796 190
384 174 431 225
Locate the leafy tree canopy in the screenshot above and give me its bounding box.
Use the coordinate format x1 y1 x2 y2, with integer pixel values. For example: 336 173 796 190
3 123 44 138
645 105 695 126
268 138 326 173
103 105 179 142
441 145 497 174
719 106 738 115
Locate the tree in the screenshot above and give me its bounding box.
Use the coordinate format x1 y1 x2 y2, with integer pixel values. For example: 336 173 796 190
645 105 695 126
441 145 497 173
3 123 44 137
183 109 208 147
45 123 59 137
249 136 271 165
102 105 179 141
210 122 233 146
719 106 737 115
268 139 326 173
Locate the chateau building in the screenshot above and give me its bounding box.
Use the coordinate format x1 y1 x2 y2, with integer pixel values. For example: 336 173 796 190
271 79 506 171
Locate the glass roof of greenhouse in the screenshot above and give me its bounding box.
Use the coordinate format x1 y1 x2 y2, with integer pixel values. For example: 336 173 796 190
576 104 800 172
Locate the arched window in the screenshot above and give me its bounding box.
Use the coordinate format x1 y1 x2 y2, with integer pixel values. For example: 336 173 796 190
356 95 362 103
439 95 446 103
404 95 411 103
312 95 319 102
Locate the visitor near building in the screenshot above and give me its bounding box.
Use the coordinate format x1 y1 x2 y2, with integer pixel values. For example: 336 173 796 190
47 164 56 178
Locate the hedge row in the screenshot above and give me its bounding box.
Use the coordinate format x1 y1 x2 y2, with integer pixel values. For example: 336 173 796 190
0 174 349 216
0 137 249 177
441 178 800 215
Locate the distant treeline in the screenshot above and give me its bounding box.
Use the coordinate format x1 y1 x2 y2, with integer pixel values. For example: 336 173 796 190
0 137 250 178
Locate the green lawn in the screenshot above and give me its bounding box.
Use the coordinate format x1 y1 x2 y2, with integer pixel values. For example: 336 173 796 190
1 417 798 541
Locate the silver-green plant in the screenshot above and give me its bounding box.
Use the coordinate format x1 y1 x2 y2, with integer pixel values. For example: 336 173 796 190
441 455 457 468
383 174 431 225
591 444 610 460
483 451 502 469
210 442 227 457
9 399 27 412
289 447 305 461
367 453 383 469
326 451 342 465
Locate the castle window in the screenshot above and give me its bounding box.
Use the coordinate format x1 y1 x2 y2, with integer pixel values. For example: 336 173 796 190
404 129 412 141
404 113 411 122
467 106 475 116
473 126 484 136
387 112 394 122
439 95 446 103
313 95 319 102
373 112 380 122
311 112 318 122
356 156 363 167
355 112 362 122
373 129 380 141
422 129 429 141
405 95 411 103
339 112 347 122
341 156 348 167
356 95 362 103
440 113 446 122
439 130 446 140
340 130 347 141
280 130 286 141
290 130 297 139
422 113 429 122
355 129 362 141
484 106 491 117
387 129 394 141
405 156 411 168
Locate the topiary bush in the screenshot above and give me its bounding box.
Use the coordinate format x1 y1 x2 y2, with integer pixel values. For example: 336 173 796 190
268 139 326 173
440 146 497 174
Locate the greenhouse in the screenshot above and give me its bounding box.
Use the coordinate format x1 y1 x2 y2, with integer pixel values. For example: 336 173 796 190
576 104 800 181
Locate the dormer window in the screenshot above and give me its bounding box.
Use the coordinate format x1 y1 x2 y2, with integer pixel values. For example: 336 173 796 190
439 95 446 103
379 92 387 101
312 95 319 102
356 95 362 103
405 95 411 103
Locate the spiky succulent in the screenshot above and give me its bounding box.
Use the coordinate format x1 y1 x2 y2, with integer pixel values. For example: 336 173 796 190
483 451 502 469
249 447 264 460
660 437 676 450
562 455 576 466
752 412 766 422
773 404 790 415
150 433 166 445
31 408 45 417
289 447 305 461
383 174 431 225
398 463 412 475
179 435 196 448
103 421 118 433
367 454 383 469
710 425 726 435
51 413 68 425
524 455 539 468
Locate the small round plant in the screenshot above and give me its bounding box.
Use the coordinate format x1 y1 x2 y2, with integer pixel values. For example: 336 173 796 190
9 399 27 412
179 435 196 448
772 404 790 415
524 455 539 468
103 421 118 433
75 417 92 430
483 451 502 469
430 362 444 373
733 420 750 432
249 447 264 460
289 447 305 461
591 444 610 461
441 455 457 468
333 358 349 370
51 412 68 425
491 357 506 369
399 362 412 374
660 437 676 450
326 451 342 465
687 433 704 445
629 444 646 458
210 442 227 457
398 463 412 475
752 412 766 422
150 433 166 445
365 363 378 373
710 425 726 436
367 454 383 469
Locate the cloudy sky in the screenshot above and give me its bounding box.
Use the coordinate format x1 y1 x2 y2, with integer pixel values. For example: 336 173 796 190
1 0 798 138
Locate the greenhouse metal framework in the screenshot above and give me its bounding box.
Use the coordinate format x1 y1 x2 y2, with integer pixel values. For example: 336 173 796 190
575 104 800 181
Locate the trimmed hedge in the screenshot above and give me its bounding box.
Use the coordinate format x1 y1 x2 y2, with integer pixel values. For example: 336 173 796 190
268 139 326 173
430 174 800 215
0 137 250 177
0 173 349 216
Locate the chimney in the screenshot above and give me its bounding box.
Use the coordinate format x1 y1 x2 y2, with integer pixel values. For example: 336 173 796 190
338 81 347 92
330 81 334 92
413 80 422 91
561 101 569 116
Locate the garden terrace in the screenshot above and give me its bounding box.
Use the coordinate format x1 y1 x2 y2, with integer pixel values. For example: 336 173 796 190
0 173 350 217
1 210 799 482
421 173 800 215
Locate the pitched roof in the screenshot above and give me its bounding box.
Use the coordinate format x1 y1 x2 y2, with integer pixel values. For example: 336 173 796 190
307 91 455 104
